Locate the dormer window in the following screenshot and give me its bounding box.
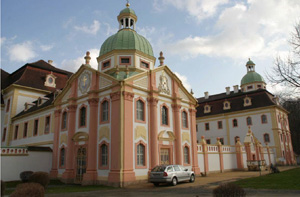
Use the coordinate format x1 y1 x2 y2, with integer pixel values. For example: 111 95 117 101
38 98 42 106
244 96 252 107
44 72 57 88
24 102 35 111
223 101 231 110
37 97 49 106
204 104 211 113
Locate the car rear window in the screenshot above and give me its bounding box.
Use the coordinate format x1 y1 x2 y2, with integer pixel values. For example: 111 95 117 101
151 166 166 172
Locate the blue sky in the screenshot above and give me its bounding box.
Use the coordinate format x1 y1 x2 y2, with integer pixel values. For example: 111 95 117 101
1 0 299 97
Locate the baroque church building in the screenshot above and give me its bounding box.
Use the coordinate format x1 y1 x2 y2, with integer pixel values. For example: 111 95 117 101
1 3 295 186
1 4 199 186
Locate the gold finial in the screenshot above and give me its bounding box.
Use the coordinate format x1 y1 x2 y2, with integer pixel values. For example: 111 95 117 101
84 51 91 66
126 0 130 7
158 51 165 67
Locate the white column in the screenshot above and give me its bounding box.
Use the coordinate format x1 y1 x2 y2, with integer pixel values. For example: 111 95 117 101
133 19 136 30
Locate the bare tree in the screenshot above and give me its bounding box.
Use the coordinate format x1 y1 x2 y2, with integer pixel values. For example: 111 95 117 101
267 22 300 95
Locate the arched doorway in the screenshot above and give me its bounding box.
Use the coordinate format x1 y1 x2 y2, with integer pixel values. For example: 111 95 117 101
72 132 89 184
76 147 87 183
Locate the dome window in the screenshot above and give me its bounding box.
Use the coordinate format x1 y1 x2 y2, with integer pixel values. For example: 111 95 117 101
102 60 111 70
140 60 149 69
119 56 131 65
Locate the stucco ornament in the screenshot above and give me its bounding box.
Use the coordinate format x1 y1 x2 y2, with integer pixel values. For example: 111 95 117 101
158 70 170 95
79 71 91 94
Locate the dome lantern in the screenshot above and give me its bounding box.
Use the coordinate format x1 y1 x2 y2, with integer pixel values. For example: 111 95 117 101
246 58 255 72
117 2 138 31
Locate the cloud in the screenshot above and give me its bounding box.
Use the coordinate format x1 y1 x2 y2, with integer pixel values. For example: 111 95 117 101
1 37 6 45
40 44 54 51
61 49 99 72
63 17 74 29
154 0 229 22
103 22 118 36
8 41 36 62
74 20 100 35
174 72 192 92
162 0 300 60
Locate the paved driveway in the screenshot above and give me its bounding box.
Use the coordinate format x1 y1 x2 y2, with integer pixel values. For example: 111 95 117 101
47 166 300 197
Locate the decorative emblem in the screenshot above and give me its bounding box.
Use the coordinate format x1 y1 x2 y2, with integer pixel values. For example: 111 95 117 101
158 70 170 95
79 71 91 94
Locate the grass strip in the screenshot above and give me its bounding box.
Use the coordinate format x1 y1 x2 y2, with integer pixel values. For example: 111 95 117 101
234 168 300 190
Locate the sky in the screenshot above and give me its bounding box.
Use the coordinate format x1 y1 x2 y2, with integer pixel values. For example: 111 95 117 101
1 0 300 97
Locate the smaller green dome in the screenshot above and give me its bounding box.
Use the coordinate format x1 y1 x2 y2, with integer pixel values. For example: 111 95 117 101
119 8 136 16
241 72 265 86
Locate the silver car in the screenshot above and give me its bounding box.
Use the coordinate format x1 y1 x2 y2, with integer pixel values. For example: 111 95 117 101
149 165 195 186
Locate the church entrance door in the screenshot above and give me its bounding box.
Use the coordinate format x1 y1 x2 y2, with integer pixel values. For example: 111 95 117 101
160 148 170 165
75 146 87 183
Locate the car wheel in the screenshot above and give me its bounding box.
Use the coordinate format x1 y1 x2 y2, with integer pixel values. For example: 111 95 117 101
153 183 159 187
189 174 195 182
171 177 177 186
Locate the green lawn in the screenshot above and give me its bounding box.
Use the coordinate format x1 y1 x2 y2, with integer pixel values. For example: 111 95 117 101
4 179 114 195
235 168 300 190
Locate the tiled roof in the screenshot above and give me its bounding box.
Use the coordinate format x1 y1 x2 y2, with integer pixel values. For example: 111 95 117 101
14 92 55 118
2 60 73 92
196 89 278 117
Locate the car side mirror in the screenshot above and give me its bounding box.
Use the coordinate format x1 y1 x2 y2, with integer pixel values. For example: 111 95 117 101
184 169 188 171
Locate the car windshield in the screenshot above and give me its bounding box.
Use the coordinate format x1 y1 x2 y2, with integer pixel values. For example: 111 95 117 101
151 165 166 172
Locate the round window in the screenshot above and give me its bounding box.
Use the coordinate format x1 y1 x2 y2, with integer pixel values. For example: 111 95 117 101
48 77 53 84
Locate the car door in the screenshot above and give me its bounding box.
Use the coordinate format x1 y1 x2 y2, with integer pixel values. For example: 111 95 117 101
179 166 190 181
173 165 183 181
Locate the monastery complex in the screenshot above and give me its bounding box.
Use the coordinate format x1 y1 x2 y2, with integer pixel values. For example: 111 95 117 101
1 3 296 187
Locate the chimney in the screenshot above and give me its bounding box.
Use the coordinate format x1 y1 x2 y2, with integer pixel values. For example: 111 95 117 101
48 60 53 65
204 91 209 99
233 85 239 93
226 87 230 95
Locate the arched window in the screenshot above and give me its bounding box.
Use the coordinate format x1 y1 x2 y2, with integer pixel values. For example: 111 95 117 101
61 111 67 130
233 119 238 127
182 111 188 128
246 117 252 126
101 144 108 166
264 133 270 143
60 148 65 167
162 106 168 125
137 144 145 166
261 115 267 124
101 100 109 122
184 146 189 164
136 100 144 121
80 106 86 127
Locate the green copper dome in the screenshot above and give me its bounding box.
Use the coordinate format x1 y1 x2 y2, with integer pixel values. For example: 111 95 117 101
120 8 136 16
241 71 265 86
99 29 154 57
